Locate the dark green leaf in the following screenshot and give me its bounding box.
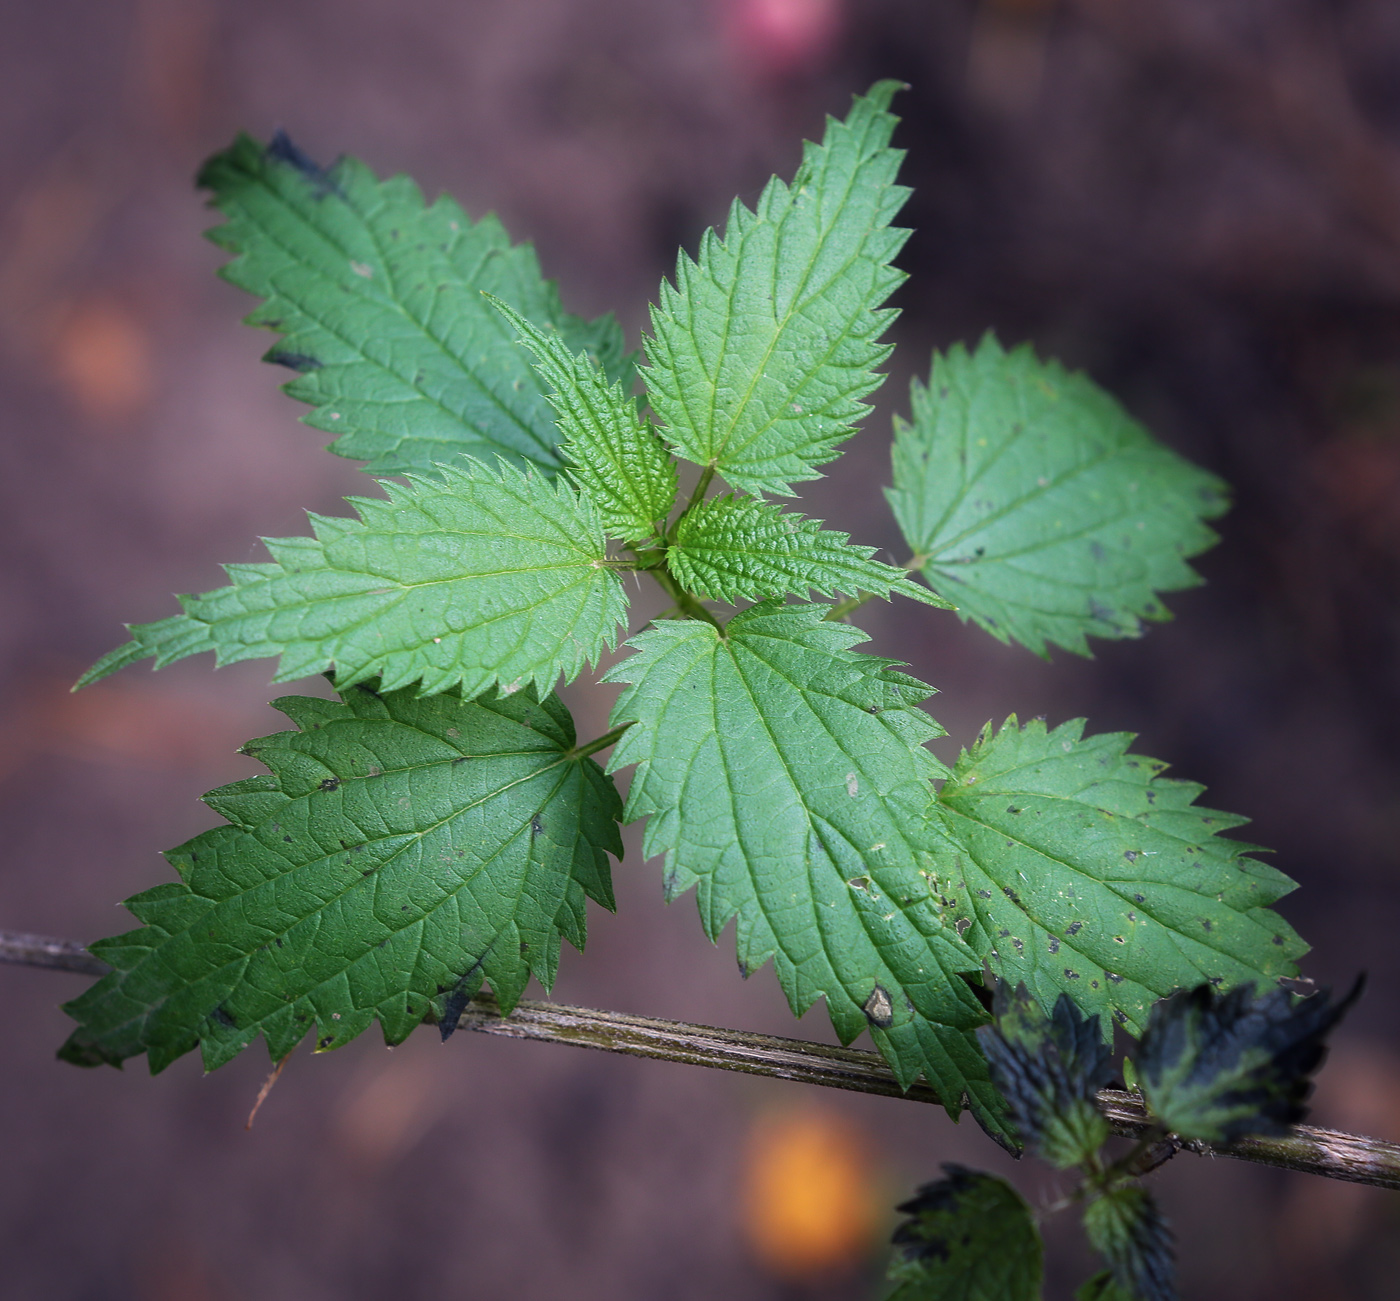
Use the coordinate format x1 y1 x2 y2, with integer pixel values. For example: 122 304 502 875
977 985 1113 1167
77 460 629 699
59 684 621 1072
1082 1187 1175 1301
887 336 1228 657
886 1165 1042 1301
1076 1271 1135 1301
646 82 910 497
933 717 1306 1037
1133 977 1362 1144
603 602 1009 1140
199 132 631 478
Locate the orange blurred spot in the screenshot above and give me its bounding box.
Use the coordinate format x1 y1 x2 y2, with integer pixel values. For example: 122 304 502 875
740 1103 879 1279
52 298 153 422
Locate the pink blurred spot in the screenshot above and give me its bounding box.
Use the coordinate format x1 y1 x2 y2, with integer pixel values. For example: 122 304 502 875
719 0 842 78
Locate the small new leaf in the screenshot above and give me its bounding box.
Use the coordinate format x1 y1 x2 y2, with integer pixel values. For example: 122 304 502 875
933 717 1306 1037
1082 1187 1175 1301
886 1166 1043 1301
668 495 951 607
977 985 1114 1167
489 295 677 543
1133 978 1362 1144
59 685 621 1073
77 459 629 699
645 82 910 497
887 336 1228 657
603 603 1009 1140
199 133 631 478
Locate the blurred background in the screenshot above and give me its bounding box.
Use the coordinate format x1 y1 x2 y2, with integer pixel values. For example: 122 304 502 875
3 0 1400 1297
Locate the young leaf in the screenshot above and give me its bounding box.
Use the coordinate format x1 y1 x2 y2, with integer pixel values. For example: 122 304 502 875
645 82 910 497
199 132 631 478
885 1166 1043 1301
1133 978 1362 1144
77 460 629 699
932 717 1306 1038
1081 1187 1176 1301
59 684 621 1073
488 295 677 543
667 495 951 607
887 336 1229 657
977 985 1114 1168
603 602 1009 1139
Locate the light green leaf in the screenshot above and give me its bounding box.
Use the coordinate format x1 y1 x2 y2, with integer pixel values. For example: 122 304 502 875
886 1166 1043 1301
645 82 910 497
603 602 1008 1136
59 684 621 1073
668 495 951 607
198 132 631 478
488 295 677 543
887 336 1229 656
77 460 629 699
933 717 1306 1038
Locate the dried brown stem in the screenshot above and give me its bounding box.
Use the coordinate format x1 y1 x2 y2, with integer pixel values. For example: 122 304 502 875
5 930 1398 1190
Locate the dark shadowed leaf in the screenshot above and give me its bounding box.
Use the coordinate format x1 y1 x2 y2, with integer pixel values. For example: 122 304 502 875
1133 977 1362 1144
885 1165 1042 1301
977 985 1114 1167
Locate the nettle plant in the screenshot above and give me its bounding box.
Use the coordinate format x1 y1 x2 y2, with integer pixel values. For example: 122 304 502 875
54 84 1363 1299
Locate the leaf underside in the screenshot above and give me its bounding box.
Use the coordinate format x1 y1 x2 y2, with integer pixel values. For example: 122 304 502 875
888 335 1229 657
199 132 631 478
78 459 629 699
490 295 677 543
603 602 1009 1138
645 81 910 497
668 494 951 607
933 717 1305 1039
60 685 621 1073
886 1165 1043 1301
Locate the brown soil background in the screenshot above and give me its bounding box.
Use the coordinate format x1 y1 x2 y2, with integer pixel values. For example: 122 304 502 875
3 1 1400 1297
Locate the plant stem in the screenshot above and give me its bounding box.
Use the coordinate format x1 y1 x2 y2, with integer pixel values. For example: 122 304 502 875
647 564 723 631
7 929 1400 1191
677 463 717 528
569 723 634 761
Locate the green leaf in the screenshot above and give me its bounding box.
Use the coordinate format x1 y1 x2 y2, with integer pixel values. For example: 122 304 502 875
667 495 951 607
645 82 910 497
1133 978 1362 1144
977 986 1113 1168
488 295 677 543
932 717 1306 1038
77 459 629 698
887 336 1229 657
58 684 621 1073
1076 1273 1135 1301
198 132 631 478
885 1166 1043 1301
1082 1187 1175 1301
602 602 1009 1139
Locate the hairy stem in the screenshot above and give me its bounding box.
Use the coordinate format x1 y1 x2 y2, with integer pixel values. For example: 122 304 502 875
6 930 1399 1191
